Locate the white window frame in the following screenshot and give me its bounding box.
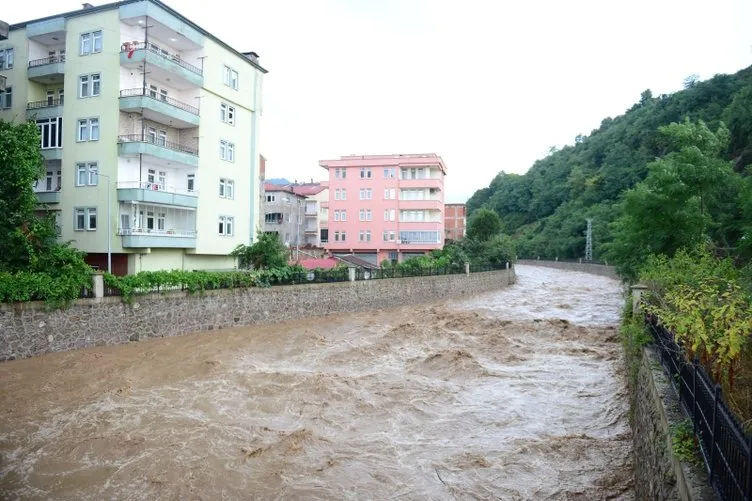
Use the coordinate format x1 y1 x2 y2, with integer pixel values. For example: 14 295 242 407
78 73 101 98
0 87 11 109
80 30 102 56
220 140 235 162
77 118 99 142
37 117 62 149
74 207 97 231
218 215 234 236
75 162 98 186
223 66 238 90
0 48 14 70
219 178 235 199
220 102 236 125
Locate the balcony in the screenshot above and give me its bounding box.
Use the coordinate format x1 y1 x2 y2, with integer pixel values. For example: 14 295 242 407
117 181 198 208
118 134 198 168
35 190 61 204
120 42 203 89
304 228 318 234
399 178 443 190
119 88 199 128
41 148 63 161
119 228 197 249
398 199 442 211
28 55 65 84
27 98 64 120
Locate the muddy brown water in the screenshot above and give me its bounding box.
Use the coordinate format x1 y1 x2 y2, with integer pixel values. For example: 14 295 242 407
0 265 633 500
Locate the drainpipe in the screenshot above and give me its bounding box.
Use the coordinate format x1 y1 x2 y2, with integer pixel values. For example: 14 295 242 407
249 73 259 244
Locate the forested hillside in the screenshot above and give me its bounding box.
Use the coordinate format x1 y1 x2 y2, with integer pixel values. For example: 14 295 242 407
467 65 752 261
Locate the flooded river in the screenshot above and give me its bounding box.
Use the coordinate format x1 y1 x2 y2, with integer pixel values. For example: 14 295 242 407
0 265 633 500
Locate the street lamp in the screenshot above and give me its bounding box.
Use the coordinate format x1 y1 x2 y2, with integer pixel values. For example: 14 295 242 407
98 172 112 273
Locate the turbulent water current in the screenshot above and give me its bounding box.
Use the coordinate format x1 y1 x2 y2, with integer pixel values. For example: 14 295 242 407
0 265 633 500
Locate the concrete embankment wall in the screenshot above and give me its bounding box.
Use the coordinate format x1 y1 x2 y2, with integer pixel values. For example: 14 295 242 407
517 259 619 279
0 269 515 361
631 346 714 500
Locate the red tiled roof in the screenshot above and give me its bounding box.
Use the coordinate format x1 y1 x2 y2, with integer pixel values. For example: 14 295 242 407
296 258 338 270
292 183 327 196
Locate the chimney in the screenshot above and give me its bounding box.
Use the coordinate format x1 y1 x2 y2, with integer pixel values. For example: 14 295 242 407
82 2 94 9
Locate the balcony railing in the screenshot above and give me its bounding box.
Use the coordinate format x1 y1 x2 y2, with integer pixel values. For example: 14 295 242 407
118 228 196 237
27 98 64 109
122 42 203 75
28 55 65 68
117 134 199 156
117 181 197 197
119 88 199 115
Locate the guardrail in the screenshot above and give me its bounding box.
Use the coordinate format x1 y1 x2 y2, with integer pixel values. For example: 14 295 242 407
119 88 199 115
646 314 751 501
117 134 199 156
117 181 197 197
122 42 203 75
28 55 65 67
27 99 64 109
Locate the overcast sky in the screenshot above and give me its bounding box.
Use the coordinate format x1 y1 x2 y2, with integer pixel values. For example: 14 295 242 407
7 0 752 202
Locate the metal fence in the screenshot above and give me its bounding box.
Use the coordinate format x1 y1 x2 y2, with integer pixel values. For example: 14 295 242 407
518 256 609 266
646 314 751 501
119 88 200 115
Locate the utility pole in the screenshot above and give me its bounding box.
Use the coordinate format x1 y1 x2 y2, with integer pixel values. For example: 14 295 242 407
585 218 593 262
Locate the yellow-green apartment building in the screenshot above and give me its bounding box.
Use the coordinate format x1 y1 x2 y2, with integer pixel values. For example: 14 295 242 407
0 0 266 275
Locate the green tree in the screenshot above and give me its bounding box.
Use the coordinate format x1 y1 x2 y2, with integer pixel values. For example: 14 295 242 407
466 208 502 242
607 119 735 279
231 231 290 269
0 120 48 271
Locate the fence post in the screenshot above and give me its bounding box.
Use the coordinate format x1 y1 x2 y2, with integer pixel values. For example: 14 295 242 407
630 284 648 317
710 384 722 482
348 267 356 282
692 357 699 437
93 273 104 299
465 262 470 276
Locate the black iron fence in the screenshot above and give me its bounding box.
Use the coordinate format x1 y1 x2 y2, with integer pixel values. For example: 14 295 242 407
117 134 199 156
119 88 200 115
646 314 751 501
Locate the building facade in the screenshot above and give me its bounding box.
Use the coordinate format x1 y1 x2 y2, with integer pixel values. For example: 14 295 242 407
444 203 466 241
291 182 328 247
319 154 447 265
262 183 306 247
0 0 266 275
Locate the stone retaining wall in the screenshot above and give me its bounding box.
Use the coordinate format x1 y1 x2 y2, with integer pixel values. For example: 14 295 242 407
0 269 515 361
517 259 619 279
632 346 714 500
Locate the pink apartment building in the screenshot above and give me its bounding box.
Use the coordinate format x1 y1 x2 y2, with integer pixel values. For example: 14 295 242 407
319 154 447 265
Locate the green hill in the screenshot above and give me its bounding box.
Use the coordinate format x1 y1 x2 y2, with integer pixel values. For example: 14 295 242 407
467 65 752 261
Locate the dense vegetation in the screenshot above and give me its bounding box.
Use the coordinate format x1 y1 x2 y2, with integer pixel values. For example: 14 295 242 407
0 120 93 307
466 65 752 264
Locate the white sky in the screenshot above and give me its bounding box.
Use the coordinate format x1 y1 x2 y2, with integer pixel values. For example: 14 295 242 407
7 0 752 202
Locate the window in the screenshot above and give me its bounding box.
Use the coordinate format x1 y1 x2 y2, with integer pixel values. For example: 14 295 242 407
220 140 235 161
383 188 396 200
147 127 157 143
59 89 64 104
360 168 372 179
358 230 372 242
0 87 10 109
223 66 238 89
80 30 102 56
401 167 427 180
359 209 372 221
220 103 235 125
44 171 54 191
37 118 63 149
382 231 397 242
341 231 346 242
157 130 167 147
334 210 340 222
383 167 395 179
383 209 395 222
76 162 98 186
334 168 347 179
157 212 166 231
335 188 347 201
359 188 372 200
74 207 97 231
78 73 101 98
399 231 440 244
218 215 234 236
334 231 340 242
219 178 235 199
265 213 283 223
0 48 13 70
77 118 99 142
340 209 346 221
187 174 195 193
